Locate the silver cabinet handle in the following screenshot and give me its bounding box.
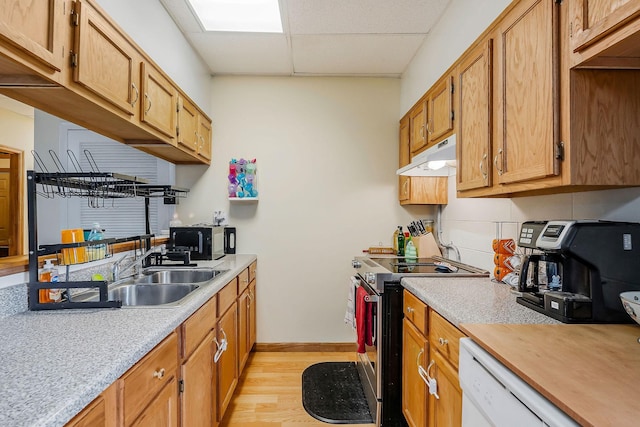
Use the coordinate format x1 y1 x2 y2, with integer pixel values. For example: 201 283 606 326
438 337 448 346
406 306 414 314
214 328 228 363
494 148 504 175
131 83 139 107
152 368 165 379
144 93 152 114
480 153 488 181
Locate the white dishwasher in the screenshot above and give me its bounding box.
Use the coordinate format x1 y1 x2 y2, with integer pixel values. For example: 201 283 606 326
459 338 579 427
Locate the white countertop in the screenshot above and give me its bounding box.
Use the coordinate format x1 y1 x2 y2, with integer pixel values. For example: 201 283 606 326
0 254 256 427
401 276 559 326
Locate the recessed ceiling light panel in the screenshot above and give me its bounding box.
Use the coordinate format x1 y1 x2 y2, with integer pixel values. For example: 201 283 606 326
187 0 283 33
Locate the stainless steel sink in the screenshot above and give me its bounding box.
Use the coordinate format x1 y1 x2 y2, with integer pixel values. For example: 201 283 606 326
134 268 222 284
109 283 199 306
71 267 227 307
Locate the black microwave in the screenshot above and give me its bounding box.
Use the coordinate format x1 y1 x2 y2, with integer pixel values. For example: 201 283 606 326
170 226 225 260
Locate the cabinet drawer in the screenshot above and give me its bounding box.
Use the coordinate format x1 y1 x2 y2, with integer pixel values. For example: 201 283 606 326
181 294 217 359
429 310 465 370
218 278 238 317
237 268 250 293
249 261 257 283
122 332 178 426
404 290 428 335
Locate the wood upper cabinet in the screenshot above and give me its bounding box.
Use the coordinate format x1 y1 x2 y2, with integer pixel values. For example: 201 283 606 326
140 61 177 140
197 113 212 161
427 74 455 144
409 100 428 155
494 0 559 185
457 39 493 192
72 0 137 116
0 0 66 79
177 94 199 152
569 0 640 58
400 177 448 205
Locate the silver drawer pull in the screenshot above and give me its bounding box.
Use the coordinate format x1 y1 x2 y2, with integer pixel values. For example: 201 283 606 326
438 337 448 346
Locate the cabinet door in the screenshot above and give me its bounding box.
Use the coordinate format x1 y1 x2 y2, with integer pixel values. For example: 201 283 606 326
217 303 238 421
130 378 178 427
410 100 428 155
0 0 64 72
72 0 136 116
570 0 640 52
400 116 411 167
399 176 411 202
197 114 212 161
177 95 199 152
238 288 250 373
457 39 493 192
249 280 257 351
428 75 454 144
140 62 177 139
402 319 428 427
495 0 559 185
400 177 448 205
65 395 105 427
181 331 215 427
428 351 462 427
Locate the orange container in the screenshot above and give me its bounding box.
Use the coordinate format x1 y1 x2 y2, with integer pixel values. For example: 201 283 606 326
492 238 516 254
61 228 87 264
493 266 509 282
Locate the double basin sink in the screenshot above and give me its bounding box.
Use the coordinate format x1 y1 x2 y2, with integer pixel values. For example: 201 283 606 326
75 267 227 307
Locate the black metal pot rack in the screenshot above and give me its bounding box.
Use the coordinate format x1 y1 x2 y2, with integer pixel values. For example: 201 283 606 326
27 170 189 310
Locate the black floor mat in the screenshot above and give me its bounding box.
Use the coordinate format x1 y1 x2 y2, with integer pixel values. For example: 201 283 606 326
302 362 374 424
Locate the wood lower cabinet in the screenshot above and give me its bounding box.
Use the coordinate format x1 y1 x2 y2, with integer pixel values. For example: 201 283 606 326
248 280 257 351
181 331 216 427
130 378 179 427
217 301 238 421
402 318 428 427
428 351 462 427
402 290 464 427
238 287 250 373
122 333 178 426
65 382 117 427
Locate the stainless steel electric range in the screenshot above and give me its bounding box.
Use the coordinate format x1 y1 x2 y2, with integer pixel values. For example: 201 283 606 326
351 255 489 426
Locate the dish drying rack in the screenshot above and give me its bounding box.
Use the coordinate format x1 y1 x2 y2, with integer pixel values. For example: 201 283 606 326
27 150 189 310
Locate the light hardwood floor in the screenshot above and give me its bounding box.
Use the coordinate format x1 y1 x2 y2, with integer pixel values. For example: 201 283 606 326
220 351 376 427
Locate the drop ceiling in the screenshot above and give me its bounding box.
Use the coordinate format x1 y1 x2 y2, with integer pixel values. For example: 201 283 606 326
159 0 452 77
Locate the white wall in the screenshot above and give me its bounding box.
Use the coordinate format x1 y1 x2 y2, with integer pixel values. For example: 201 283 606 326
400 0 640 273
176 76 433 343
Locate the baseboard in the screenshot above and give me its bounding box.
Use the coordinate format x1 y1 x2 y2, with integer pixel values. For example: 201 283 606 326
254 342 357 352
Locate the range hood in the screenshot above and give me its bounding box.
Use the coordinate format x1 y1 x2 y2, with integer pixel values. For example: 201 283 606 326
397 134 457 177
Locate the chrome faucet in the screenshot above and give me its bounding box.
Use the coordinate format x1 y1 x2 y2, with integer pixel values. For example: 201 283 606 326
112 244 166 281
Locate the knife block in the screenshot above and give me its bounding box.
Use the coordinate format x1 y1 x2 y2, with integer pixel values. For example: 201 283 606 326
412 233 442 258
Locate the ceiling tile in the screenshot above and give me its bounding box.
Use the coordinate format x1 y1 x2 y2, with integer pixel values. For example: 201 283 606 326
291 34 426 76
189 33 292 75
285 0 450 35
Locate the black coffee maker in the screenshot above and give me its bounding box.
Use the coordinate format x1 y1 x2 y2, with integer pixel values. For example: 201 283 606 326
516 220 640 323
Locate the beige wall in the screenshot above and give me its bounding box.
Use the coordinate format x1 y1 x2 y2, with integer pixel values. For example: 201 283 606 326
0 106 34 253
177 76 432 343
400 0 640 272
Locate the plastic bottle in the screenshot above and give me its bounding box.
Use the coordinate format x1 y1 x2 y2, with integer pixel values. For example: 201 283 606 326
393 228 399 253
405 240 418 259
38 259 60 303
87 222 105 261
397 226 405 256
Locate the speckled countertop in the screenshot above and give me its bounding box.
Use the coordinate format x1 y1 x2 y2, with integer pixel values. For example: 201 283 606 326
0 254 256 427
401 276 559 327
